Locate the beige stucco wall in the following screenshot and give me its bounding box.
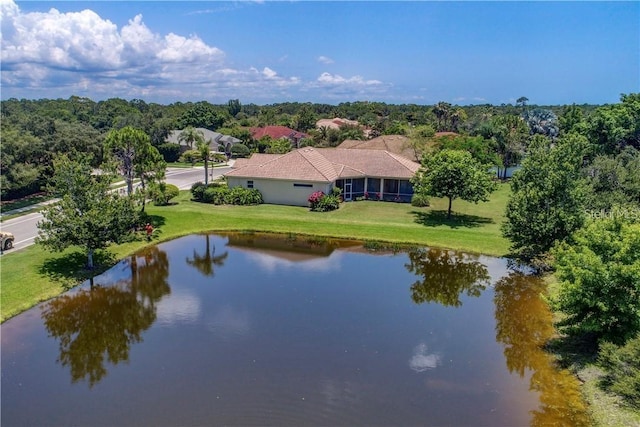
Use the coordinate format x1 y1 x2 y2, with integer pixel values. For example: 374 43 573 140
227 177 332 206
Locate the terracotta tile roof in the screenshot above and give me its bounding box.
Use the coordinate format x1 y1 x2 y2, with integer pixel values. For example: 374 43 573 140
225 147 420 182
249 126 309 141
337 135 417 161
317 148 419 178
233 153 279 168
225 148 338 182
315 118 360 130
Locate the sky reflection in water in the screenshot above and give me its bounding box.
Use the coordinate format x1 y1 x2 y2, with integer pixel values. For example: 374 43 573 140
1 233 589 426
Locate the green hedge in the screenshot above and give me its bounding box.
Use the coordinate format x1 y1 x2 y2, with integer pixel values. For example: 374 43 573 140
191 182 263 205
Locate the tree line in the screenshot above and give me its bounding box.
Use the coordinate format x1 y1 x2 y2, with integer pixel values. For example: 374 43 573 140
1 95 605 200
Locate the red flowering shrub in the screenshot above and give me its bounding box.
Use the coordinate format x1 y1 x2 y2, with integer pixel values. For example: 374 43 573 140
308 191 339 212
308 191 325 207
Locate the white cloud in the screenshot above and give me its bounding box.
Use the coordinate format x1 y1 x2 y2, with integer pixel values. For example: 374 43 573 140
0 0 227 81
453 96 487 104
157 32 223 63
317 72 382 86
317 55 334 64
262 66 278 79
244 250 342 273
156 289 202 326
0 0 391 102
409 343 441 372
2 5 123 70
205 305 251 338
0 0 303 101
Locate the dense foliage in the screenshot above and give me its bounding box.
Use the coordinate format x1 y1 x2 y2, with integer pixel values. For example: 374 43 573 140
583 147 640 211
412 149 497 218
553 218 640 344
190 181 263 205
502 134 588 263
36 155 138 269
0 95 603 200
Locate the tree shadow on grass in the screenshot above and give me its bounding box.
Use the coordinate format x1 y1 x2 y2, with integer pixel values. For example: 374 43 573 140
140 214 166 228
39 251 118 291
38 215 168 291
411 210 494 229
545 332 600 371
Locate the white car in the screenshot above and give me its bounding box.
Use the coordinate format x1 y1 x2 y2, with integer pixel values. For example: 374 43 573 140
1 231 15 250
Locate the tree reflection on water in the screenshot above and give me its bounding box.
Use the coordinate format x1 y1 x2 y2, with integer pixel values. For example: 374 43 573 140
493 272 591 427
186 234 228 277
41 246 170 387
405 248 491 307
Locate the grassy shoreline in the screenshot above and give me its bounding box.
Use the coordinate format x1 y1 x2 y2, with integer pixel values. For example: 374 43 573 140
1 184 510 323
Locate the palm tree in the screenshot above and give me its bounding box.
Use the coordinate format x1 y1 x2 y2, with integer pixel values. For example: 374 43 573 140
492 115 529 179
433 102 452 131
450 108 467 132
178 126 204 150
196 138 212 185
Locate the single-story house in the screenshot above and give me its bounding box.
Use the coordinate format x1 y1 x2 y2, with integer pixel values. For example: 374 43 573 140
224 147 420 206
166 128 242 153
249 126 309 149
338 135 418 162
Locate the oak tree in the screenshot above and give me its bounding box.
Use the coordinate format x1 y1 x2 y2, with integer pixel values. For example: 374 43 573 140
36 155 137 269
411 149 497 218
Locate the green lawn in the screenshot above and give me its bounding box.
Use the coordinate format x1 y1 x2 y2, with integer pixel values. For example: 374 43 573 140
0 183 511 322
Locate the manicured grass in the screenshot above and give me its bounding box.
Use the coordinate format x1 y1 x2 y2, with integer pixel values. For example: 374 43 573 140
1 192 51 211
146 183 510 255
0 183 510 322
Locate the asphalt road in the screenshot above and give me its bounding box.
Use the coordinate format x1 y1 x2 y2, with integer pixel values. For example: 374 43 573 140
0 165 232 253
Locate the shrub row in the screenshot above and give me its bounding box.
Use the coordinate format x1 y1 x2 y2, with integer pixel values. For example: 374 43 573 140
191 182 263 205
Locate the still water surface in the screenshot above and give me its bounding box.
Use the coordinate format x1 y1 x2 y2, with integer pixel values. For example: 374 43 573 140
1 233 589 426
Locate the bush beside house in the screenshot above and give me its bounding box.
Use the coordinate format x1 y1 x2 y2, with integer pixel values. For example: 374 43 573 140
191 181 262 205
308 188 341 212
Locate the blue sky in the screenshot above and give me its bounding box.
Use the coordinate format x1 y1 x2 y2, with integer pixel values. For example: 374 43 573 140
1 1 638 105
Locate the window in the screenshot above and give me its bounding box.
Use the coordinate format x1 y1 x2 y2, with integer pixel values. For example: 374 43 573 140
384 179 399 194
368 178 381 193
247 180 254 188
352 178 365 193
399 180 413 195
293 183 313 188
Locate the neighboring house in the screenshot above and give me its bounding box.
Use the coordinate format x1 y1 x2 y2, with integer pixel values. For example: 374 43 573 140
316 117 359 130
316 118 371 138
339 135 418 162
225 147 420 206
249 126 309 149
166 128 241 153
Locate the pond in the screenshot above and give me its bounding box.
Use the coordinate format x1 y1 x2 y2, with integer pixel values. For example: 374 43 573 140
1 233 589 426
